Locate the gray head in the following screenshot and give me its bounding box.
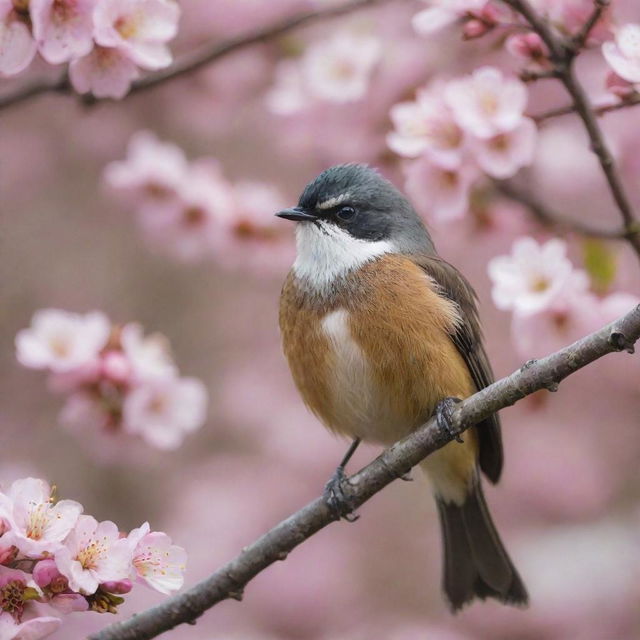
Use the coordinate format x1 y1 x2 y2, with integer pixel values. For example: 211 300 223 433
276 164 434 255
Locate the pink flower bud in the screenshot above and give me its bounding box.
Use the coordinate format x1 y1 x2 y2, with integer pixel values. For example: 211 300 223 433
101 350 132 384
605 71 637 98
51 592 90 613
33 559 64 588
0 545 16 565
462 19 490 40
100 579 133 594
506 32 548 62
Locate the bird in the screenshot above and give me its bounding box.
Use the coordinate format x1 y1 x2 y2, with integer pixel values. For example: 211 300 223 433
275 163 528 612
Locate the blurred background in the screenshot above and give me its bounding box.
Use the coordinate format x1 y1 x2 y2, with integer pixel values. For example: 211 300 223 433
2 0 640 638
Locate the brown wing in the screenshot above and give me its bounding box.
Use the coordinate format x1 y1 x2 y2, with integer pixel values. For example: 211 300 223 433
414 254 503 484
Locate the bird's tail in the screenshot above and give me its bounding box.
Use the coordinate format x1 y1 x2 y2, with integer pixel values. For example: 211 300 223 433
435 477 528 612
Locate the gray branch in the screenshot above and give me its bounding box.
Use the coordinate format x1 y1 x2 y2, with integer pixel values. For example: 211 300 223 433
89 305 640 640
0 0 397 111
503 0 640 260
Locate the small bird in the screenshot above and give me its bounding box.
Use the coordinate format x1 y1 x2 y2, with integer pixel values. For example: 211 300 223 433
276 164 527 611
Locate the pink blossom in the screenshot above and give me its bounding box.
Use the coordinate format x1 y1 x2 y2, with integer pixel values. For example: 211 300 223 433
69 45 140 99
93 0 180 70
506 32 549 65
301 31 382 103
30 0 96 64
411 0 485 36
387 85 466 166
103 130 189 204
488 237 589 315
264 60 309 115
54 515 132 595
120 323 176 382
511 290 602 358
468 117 537 178
0 478 82 558
15 310 110 373
404 155 477 222
122 377 208 450
126 523 186 594
137 160 235 262
445 66 528 138
99 578 131 594
0 2 36 75
214 181 294 273
602 24 640 84
0 612 61 640
58 392 112 434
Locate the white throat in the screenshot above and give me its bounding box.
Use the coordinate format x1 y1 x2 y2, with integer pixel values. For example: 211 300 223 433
293 220 394 291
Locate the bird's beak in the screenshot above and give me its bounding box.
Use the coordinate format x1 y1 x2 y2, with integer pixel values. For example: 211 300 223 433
275 207 318 222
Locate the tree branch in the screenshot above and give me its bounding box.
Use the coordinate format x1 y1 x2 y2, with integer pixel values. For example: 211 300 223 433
532 94 640 123
503 0 640 260
568 0 610 53
494 180 628 240
0 0 397 111
89 306 640 640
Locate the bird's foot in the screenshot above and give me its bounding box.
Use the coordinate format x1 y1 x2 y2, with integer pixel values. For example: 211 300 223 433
323 466 359 522
435 397 464 443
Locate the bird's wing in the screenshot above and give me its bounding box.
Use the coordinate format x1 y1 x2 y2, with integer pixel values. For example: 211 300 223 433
413 254 503 483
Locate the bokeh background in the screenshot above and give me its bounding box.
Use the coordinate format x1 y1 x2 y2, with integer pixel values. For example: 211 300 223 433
2 0 640 638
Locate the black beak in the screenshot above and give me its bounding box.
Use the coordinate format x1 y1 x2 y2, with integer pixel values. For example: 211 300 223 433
275 207 318 222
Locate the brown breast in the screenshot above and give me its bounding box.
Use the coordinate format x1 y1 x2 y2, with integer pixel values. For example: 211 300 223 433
279 254 477 444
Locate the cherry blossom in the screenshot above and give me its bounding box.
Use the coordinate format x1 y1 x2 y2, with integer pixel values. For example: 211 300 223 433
15 310 110 374
123 377 208 450
69 46 140 99
468 117 537 178
301 31 382 104
602 24 640 84
487 237 589 315
54 516 132 595
445 66 529 138
411 0 485 36
126 523 186 594
30 0 96 64
103 130 189 205
0 1 36 75
93 0 180 70
387 85 466 166
264 60 309 115
137 160 235 262
0 479 82 558
405 155 478 222
0 612 61 640
120 323 176 382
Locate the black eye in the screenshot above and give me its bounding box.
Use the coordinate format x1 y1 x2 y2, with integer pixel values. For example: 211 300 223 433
336 206 356 221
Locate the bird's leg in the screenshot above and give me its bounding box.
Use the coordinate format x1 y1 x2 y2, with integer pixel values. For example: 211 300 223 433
435 397 464 443
324 438 361 522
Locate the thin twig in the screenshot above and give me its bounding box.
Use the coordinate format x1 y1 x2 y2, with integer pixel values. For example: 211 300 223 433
569 0 610 53
89 306 640 640
532 94 640 123
0 0 396 111
503 0 640 260
495 181 628 240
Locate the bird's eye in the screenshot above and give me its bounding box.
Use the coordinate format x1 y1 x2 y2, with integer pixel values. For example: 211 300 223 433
336 206 356 221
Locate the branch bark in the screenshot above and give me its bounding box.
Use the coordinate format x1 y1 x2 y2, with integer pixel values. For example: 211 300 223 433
503 0 640 260
0 0 396 111
532 94 640 123
89 305 640 640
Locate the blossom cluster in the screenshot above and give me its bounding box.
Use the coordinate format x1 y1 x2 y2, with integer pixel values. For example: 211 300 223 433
388 66 537 222
104 131 292 269
0 477 186 640
16 309 208 450
0 0 180 99
487 236 639 358
266 30 382 114
602 23 640 97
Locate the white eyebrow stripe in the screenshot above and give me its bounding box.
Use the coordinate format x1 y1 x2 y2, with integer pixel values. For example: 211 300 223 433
316 193 351 210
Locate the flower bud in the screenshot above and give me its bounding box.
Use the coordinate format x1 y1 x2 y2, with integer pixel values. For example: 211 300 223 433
33 559 63 588
100 579 133 595
462 19 491 40
606 71 637 98
506 32 548 62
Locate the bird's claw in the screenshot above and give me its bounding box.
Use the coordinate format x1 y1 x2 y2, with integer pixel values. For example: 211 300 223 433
323 467 359 522
436 397 464 443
